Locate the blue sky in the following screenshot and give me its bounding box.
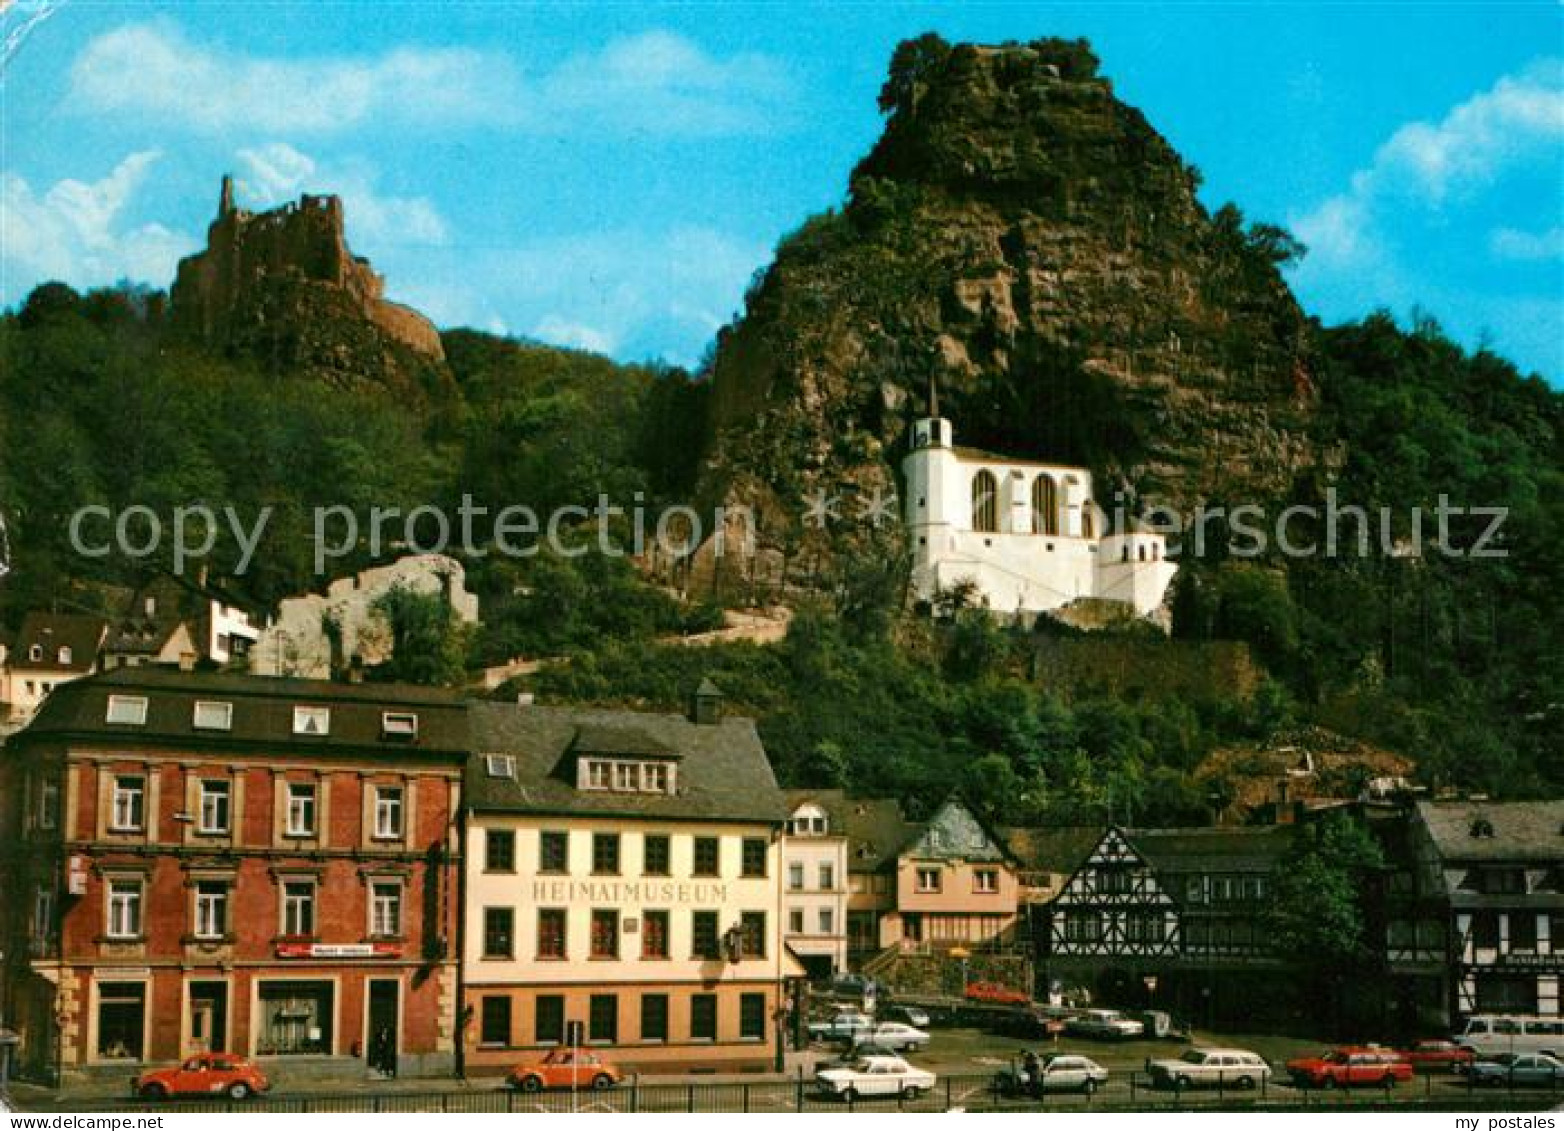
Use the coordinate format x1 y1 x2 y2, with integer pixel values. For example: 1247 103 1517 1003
2 2 1560 381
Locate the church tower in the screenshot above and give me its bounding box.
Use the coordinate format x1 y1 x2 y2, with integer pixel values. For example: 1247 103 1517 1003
902 378 959 599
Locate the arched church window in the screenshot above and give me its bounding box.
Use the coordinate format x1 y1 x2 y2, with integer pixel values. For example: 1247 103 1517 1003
972 471 998 533
1031 476 1059 536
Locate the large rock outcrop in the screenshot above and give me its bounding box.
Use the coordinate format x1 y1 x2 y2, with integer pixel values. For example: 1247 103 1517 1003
171 176 450 399
698 37 1323 573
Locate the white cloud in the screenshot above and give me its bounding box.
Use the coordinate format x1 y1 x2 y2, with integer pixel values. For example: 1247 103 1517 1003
1489 225 1564 262
234 142 448 247
1292 58 1564 274
69 22 511 134
532 315 617 356
68 22 793 138
0 152 196 300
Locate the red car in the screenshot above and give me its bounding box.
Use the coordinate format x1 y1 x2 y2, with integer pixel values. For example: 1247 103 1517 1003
133 1053 270 1101
1398 1039 1475 1073
1286 1047 1413 1089
506 1049 623 1092
964 981 1030 1006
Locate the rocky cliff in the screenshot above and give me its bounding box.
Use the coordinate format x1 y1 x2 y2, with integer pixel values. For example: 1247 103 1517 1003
699 36 1322 563
171 177 450 400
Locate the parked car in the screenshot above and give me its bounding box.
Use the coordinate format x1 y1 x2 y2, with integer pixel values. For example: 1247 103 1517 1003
1398 1039 1475 1073
505 1049 622 1092
1147 1048 1272 1090
816 1055 936 1102
882 1004 931 1028
133 1054 270 1101
965 982 1030 1006
1468 1053 1564 1088
1455 1015 1564 1059
819 1041 900 1069
828 974 880 998
1066 1009 1145 1040
1286 1047 1413 1089
808 1011 875 1043
855 1022 930 1053
993 1052 1109 1096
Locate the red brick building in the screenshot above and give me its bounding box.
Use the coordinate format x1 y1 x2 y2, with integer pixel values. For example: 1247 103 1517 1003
0 668 467 1083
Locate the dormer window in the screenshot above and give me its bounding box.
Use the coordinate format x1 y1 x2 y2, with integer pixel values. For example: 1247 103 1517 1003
485 754 515 779
586 760 612 790
788 806 829 836
28 645 42 662
293 706 330 736
106 695 148 725
382 712 418 741
643 763 668 793
1470 818 1495 838
579 757 676 795
613 763 638 791
193 700 233 731
58 646 72 665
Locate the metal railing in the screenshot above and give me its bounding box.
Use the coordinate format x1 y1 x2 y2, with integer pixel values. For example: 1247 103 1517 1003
55 1067 1561 1115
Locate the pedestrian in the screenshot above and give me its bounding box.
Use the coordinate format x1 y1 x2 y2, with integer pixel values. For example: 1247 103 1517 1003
378 1028 397 1079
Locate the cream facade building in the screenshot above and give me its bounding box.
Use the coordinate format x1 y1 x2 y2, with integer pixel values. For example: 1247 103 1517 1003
780 792 850 980
462 688 794 1072
902 413 1178 620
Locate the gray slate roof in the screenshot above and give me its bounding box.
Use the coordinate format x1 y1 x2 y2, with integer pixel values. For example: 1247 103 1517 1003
17 666 470 756
1417 800 1564 863
781 790 912 872
468 702 786 824
1003 825 1104 875
1126 825 1296 872
7 613 107 672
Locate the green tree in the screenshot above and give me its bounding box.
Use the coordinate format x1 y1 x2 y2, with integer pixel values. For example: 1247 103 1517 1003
369 583 471 686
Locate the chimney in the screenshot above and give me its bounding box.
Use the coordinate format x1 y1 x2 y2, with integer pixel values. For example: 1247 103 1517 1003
691 678 723 725
178 650 197 673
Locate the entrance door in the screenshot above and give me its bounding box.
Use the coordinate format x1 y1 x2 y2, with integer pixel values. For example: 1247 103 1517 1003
367 980 400 1073
189 982 228 1053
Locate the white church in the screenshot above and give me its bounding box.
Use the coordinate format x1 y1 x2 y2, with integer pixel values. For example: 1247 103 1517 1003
902 411 1178 621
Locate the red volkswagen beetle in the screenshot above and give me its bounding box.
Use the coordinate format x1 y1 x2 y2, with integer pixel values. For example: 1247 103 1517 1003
133 1053 270 1101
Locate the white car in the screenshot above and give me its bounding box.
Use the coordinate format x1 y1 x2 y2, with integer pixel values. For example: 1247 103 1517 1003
997 1053 1110 1095
808 1011 874 1042
858 1022 930 1052
817 1055 937 1102
1066 1009 1145 1039
1148 1047 1273 1090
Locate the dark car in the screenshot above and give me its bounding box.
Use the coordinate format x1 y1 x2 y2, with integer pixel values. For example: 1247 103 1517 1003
1468 1053 1564 1088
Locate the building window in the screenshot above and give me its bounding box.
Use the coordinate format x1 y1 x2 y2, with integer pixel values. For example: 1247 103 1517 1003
1032 476 1060 536
588 994 618 1043
740 911 767 960
540 831 569 874
282 881 315 937
373 786 404 839
285 783 317 837
613 763 638 791
642 763 669 794
107 879 143 938
1511 912 1539 953
692 911 720 960
741 838 768 878
643 834 671 876
96 982 146 1059
819 862 836 890
640 994 669 1042
381 712 418 741
740 993 766 1041
194 881 228 939
789 909 804 934
198 780 230 834
1472 912 1500 949
535 996 565 1045
789 807 828 836
1063 911 1101 943
690 994 717 1041
973 868 999 894
1125 912 1166 944
537 909 566 959
484 908 515 958
485 830 516 872
693 837 720 877
110 775 145 832
972 470 998 533
106 695 148 725
37 778 60 830
592 833 621 875
585 761 611 790
480 997 511 1047
256 982 333 1056
642 910 669 959
1098 868 1132 895
916 867 942 893
32 885 54 946
788 863 805 891
193 700 233 731
370 882 402 937
591 910 620 959
292 706 330 736
819 908 835 935
484 754 515 779
58 645 72 665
